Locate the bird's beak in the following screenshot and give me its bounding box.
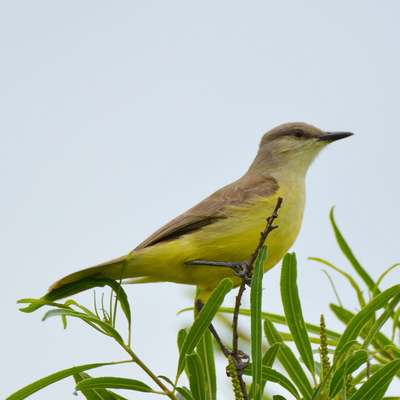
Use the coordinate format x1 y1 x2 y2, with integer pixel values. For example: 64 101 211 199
318 131 354 142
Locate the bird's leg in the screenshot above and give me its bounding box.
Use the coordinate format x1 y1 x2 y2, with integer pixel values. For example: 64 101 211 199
186 260 252 286
195 299 250 374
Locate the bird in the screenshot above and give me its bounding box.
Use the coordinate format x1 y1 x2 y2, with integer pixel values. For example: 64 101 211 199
48 122 353 303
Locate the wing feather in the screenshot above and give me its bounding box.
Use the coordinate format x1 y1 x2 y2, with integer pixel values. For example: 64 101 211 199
134 173 278 250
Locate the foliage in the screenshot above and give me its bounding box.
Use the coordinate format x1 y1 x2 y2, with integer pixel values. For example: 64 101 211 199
7 209 400 400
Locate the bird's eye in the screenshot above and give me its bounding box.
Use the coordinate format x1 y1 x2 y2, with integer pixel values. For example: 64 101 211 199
292 130 304 139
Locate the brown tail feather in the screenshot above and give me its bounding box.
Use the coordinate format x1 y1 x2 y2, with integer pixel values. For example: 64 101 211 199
48 256 127 292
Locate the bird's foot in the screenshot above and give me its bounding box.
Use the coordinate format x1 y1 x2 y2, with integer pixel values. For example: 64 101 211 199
186 259 252 286
226 350 250 376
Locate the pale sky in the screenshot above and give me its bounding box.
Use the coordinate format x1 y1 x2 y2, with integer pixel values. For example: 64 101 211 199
2 2 400 399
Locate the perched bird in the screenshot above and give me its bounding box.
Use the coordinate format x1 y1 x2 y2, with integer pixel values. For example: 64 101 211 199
49 122 353 302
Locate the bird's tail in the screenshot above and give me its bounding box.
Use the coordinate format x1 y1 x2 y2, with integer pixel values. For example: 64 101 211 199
48 254 131 293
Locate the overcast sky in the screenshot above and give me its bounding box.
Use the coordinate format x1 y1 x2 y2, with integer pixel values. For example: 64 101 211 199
2 2 400 399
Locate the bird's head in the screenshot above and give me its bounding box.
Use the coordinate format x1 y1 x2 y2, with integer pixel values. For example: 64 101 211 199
249 122 353 177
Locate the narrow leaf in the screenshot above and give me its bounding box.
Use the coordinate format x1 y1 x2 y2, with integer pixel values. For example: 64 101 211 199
260 343 281 393
349 359 400 400
329 350 369 398
361 292 400 350
243 364 300 400
76 377 153 392
250 245 268 400
176 387 196 400
219 308 342 342
330 208 376 291
196 328 217 400
334 285 400 358
18 277 131 321
177 329 188 353
42 308 124 344
264 318 312 400
280 253 315 376
6 362 116 400
74 372 129 400
264 317 283 344
186 354 206 400
309 257 365 307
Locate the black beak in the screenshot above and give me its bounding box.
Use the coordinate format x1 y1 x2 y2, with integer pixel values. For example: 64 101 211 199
318 131 354 142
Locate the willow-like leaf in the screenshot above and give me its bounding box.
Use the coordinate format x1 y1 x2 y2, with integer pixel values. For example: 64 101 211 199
175 387 196 400
330 208 376 292
75 377 153 393
361 292 400 350
18 277 131 327
264 318 312 400
196 327 216 400
186 353 206 400
280 253 315 377
349 359 400 400
309 257 365 307
218 308 342 342
334 285 400 358
6 362 117 400
329 350 369 398
243 364 300 400
250 245 268 400
372 263 400 297
42 308 124 344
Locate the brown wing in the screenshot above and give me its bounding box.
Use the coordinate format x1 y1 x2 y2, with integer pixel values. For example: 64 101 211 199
134 173 278 250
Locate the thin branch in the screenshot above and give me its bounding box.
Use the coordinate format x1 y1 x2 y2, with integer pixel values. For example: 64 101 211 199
230 197 283 399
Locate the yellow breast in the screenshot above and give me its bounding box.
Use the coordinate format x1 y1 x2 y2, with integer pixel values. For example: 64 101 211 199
131 178 306 299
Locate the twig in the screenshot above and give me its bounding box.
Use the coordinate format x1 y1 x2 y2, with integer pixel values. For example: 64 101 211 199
189 197 283 400
230 197 283 399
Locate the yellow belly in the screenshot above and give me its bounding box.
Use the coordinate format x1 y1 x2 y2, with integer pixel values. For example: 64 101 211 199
127 179 306 301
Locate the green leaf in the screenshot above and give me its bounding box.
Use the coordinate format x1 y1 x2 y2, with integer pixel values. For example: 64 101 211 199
250 245 268 400
5 362 116 400
280 253 315 377
218 308 342 342
42 308 125 344
260 343 281 393
176 278 233 378
196 327 216 400
75 377 153 392
264 317 283 344
330 304 354 325
272 396 288 400
329 350 369 398
18 277 131 322
373 263 400 297
74 372 129 400
309 257 366 307
334 285 400 359
331 304 400 362
177 328 188 353
176 387 196 400
186 354 206 400
264 318 312 400
243 364 300 400
158 375 175 386
349 359 400 400
330 208 376 292
361 292 400 350
352 364 384 384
